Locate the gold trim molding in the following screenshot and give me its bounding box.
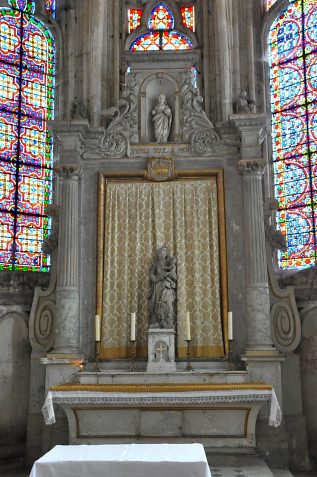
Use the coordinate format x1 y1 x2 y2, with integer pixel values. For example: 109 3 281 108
50 383 272 393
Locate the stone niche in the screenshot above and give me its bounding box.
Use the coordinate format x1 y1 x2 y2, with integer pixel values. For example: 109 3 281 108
124 49 201 145
141 72 180 143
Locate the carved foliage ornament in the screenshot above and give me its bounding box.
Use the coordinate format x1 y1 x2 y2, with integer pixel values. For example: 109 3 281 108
191 129 220 156
239 159 267 175
180 70 220 155
97 72 139 158
55 164 82 180
99 132 128 158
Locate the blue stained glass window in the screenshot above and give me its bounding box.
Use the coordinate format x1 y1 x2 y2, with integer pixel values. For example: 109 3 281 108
0 0 55 271
269 0 317 269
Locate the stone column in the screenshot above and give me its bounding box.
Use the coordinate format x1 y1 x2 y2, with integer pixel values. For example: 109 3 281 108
53 164 81 354
239 158 273 351
231 115 287 465
230 113 280 357
215 0 232 121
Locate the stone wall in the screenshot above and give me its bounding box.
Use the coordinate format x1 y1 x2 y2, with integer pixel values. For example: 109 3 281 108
280 269 317 469
0 0 316 473
0 273 48 470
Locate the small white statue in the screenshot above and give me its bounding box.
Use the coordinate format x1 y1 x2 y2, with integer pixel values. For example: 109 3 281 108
152 94 172 143
236 91 251 114
236 90 256 114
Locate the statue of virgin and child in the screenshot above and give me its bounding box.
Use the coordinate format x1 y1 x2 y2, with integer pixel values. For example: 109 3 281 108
148 246 177 329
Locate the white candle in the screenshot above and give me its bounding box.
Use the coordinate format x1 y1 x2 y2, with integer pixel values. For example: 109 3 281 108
131 313 136 341
228 311 233 341
185 311 191 341
95 315 101 342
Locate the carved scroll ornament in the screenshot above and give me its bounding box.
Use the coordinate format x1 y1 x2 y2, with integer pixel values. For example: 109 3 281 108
265 198 301 352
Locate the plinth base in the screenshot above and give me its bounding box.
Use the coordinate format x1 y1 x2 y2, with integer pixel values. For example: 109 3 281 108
147 328 177 373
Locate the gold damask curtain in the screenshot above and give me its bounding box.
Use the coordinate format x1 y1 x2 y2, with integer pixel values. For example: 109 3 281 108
100 179 225 359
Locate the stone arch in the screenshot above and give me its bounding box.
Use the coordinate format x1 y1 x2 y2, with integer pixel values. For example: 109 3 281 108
140 72 180 143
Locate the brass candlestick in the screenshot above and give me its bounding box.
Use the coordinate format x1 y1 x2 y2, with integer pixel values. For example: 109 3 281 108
95 340 101 372
129 340 137 372
185 339 194 371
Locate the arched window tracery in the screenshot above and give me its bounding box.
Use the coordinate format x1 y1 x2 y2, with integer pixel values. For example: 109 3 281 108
0 0 55 271
129 2 194 52
268 0 317 269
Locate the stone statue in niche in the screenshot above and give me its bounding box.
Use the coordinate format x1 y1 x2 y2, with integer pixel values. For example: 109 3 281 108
149 246 177 329
71 97 87 120
151 94 172 143
235 90 256 114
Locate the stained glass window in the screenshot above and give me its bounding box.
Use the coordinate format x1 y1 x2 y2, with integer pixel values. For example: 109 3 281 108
268 0 317 269
180 6 195 31
8 0 34 13
130 32 161 51
129 2 193 51
0 0 54 271
191 65 198 87
130 30 192 51
149 3 174 30
267 0 278 10
128 9 142 33
44 0 56 18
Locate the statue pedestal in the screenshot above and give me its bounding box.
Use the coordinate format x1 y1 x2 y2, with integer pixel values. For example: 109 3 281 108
147 329 177 373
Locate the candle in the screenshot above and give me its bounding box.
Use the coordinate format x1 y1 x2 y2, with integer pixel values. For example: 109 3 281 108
228 311 233 341
131 313 136 341
185 311 191 341
95 314 101 342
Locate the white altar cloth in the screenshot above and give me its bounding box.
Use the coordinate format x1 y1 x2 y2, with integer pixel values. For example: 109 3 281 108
42 385 282 427
29 443 212 477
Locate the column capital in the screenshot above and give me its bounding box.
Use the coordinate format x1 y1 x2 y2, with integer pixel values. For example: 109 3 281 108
239 159 266 176
55 163 82 180
229 113 271 159
48 119 90 161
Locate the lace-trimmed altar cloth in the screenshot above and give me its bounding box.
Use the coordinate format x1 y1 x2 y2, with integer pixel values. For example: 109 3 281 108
29 443 211 477
42 383 282 427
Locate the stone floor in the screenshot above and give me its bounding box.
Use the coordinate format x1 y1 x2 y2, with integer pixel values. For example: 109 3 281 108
2 468 317 477
1 462 317 477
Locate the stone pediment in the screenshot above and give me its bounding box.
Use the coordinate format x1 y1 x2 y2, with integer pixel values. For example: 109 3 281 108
52 124 239 160
75 69 239 160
